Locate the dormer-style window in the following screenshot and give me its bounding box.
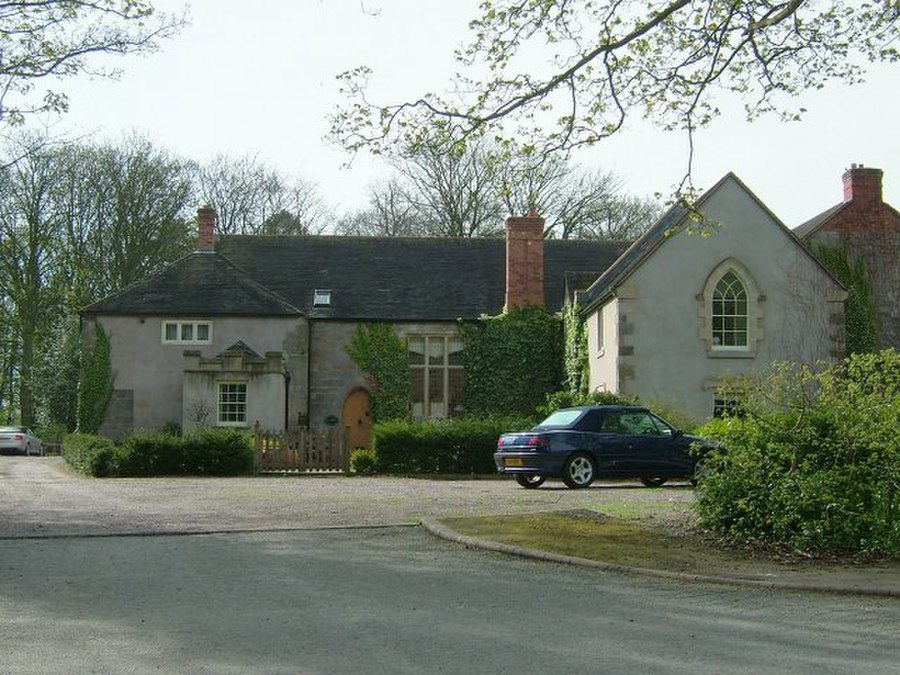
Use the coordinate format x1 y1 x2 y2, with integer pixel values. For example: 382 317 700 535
313 289 332 307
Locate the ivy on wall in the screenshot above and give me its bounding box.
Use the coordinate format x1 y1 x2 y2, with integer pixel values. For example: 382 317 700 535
345 323 410 422
814 243 878 355
77 322 113 434
562 297 588 396
459 305 564 418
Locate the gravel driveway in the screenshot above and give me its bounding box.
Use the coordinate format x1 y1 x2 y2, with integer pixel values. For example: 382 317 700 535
0 456 694 538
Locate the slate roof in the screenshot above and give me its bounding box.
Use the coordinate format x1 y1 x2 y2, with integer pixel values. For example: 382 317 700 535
81 251 302 317
82 235 629 321
793 202 845 239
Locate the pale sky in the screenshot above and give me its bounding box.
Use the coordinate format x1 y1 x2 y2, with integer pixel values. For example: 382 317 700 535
45 0 899 228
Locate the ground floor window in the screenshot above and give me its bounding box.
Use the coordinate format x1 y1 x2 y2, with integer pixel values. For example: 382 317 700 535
408 335 464 419
713 395 743 419
218 382 247 425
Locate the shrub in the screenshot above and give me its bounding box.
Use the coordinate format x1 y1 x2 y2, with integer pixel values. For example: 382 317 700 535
62 433 118 477
62 428 254 477
350 447 378 474
373 416 534 475
694 350 900 555
116 432 185 476
180 428 254 476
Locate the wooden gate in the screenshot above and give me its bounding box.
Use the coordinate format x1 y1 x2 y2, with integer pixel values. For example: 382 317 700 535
254 422 350 474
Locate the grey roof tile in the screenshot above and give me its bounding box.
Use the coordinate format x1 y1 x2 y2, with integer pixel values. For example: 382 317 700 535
82 235 629 320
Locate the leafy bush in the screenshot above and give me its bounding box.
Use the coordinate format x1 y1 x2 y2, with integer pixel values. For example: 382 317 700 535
694 350 900 555
373 416 535 475
62 429 253 477
350 447 378 474
62 433 118 477
180 428 254 476
116 432 184 476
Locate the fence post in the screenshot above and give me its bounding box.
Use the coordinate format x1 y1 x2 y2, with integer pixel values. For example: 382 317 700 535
341 426 351 475
253 420 261 474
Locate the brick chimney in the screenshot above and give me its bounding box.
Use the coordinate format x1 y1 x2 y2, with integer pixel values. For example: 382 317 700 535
842 164 883 207
505 209 545 310
196 205 216 252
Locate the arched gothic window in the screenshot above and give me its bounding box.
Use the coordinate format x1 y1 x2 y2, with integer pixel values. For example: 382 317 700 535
700 260 762 357
712 271 748 347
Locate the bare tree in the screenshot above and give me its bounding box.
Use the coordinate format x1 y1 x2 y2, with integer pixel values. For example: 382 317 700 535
196 154 331 235
335 179 419 236
340 138 660 239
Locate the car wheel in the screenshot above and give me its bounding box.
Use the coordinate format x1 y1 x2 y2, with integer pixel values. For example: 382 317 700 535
640 477 667 488
514 473 546 489
562 453 595 489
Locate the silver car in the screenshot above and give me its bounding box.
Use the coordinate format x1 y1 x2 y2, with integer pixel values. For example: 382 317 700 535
0 426 43 456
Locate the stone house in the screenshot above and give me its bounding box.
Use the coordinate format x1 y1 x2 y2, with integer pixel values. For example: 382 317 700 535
795 165 900 349
82 169 869 438
577 173 847 420
80 209 625 444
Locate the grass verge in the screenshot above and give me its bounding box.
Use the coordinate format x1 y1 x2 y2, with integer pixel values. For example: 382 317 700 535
438 509 900 582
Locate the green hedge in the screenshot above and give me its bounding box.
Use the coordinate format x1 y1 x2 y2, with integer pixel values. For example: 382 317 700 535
62 433 119 477
372 416 535 475
62 429 254 477
694 349 900 555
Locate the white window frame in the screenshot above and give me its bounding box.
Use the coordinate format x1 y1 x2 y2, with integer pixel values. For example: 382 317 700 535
699 259 762 358
217 381 247 426
162 320 213 345
711 270 748 350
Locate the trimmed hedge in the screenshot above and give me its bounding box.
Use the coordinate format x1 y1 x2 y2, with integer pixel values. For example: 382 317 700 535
372 416 535 475
62 433 118 477
62 428 254 477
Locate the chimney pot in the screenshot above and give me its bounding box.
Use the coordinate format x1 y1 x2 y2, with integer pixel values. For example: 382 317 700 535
197 205 216 252
505 211 545 310
842 165 883 206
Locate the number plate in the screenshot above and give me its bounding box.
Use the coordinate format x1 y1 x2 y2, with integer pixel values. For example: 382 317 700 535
505 458 524 467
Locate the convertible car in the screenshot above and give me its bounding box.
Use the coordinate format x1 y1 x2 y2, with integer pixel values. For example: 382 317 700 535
494 405 713 489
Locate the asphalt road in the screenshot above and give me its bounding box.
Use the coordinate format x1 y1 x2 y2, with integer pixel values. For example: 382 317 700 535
3 527 900 674
2 456 899 674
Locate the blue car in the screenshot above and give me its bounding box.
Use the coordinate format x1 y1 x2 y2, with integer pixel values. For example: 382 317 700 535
494 405 712 489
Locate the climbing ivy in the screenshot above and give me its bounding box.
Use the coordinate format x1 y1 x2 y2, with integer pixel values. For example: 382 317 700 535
814 243 878 355
459 305 563 417
77 321 113 434
562 297 588 396
345 324 410 422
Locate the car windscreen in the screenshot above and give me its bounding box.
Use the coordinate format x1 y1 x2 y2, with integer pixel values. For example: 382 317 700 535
534 409 583 428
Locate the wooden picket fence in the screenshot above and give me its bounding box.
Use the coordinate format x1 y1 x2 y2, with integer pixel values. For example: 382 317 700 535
254 422 350 474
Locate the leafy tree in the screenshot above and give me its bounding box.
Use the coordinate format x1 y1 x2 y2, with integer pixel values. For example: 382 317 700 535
0 133 66 425
196 154 331 236
332 1 898 180
0 132 195 426
0 0 185 127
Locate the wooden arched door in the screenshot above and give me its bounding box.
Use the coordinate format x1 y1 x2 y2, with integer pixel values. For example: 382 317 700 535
342 389 372 450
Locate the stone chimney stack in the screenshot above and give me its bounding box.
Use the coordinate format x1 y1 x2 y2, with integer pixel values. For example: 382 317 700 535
197 205 216 252
505 208 545 310
843 164 883 208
